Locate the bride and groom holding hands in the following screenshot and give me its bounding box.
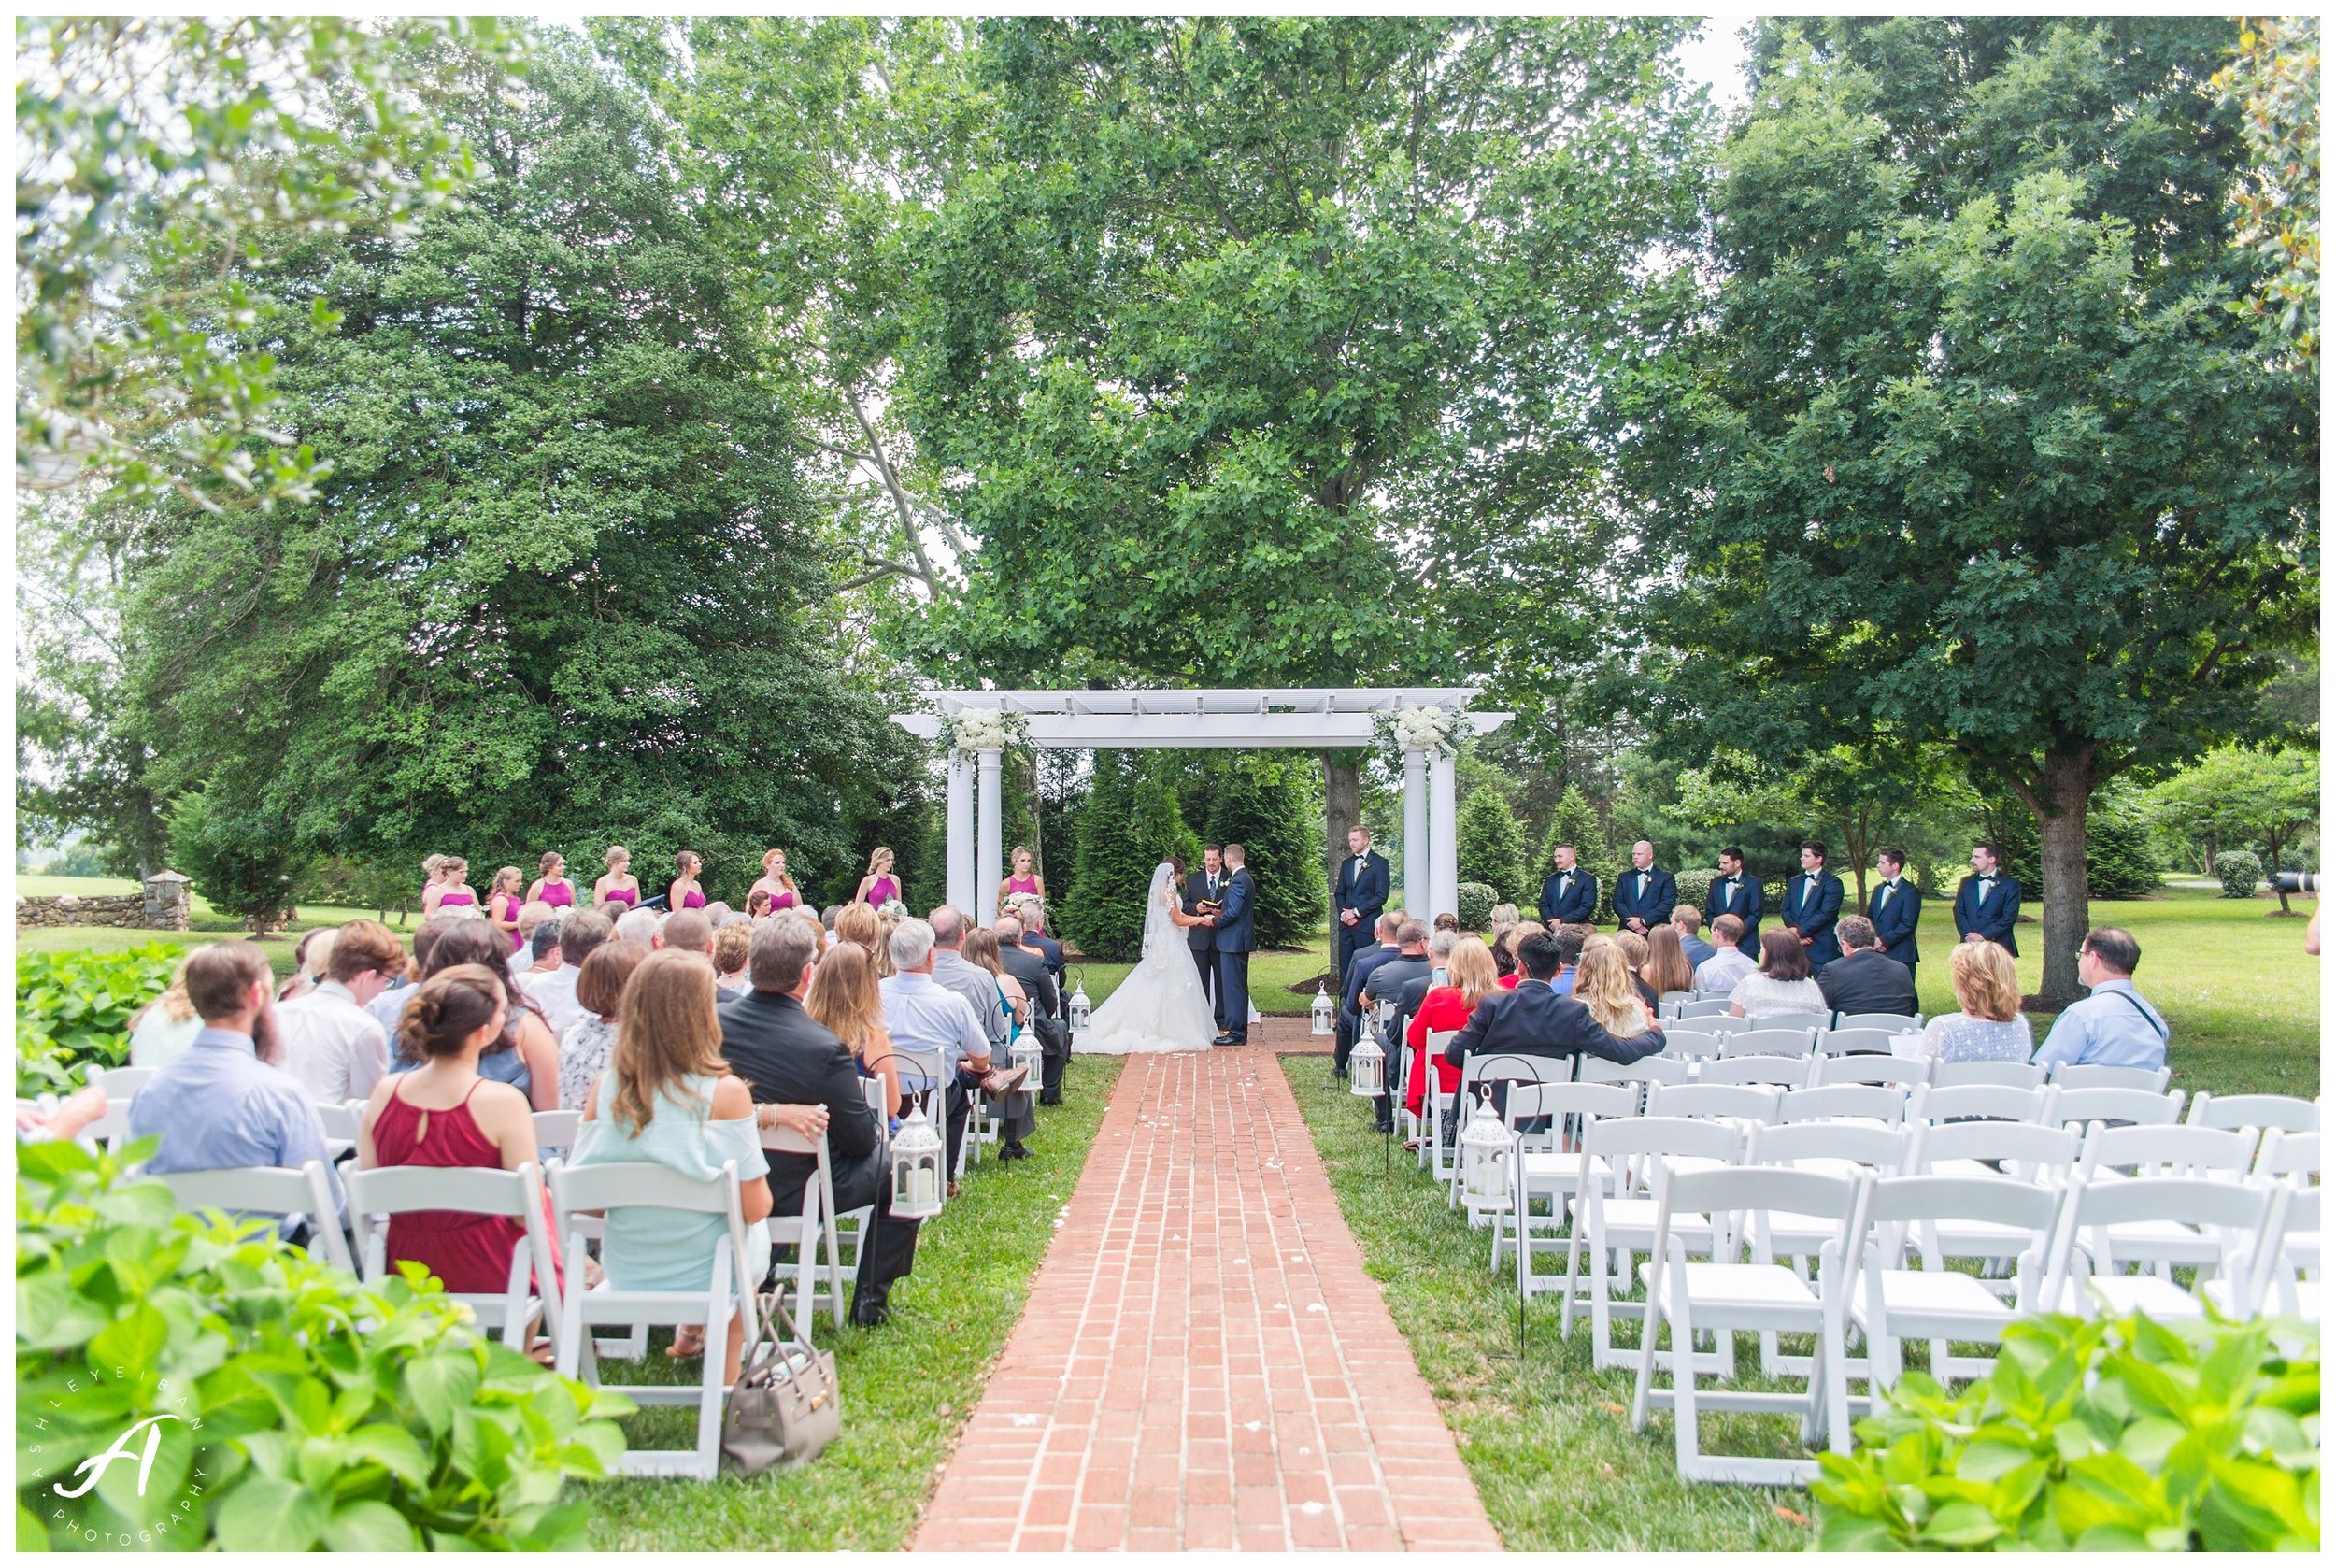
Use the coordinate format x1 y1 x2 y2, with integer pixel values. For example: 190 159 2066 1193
1079 843 1256 1054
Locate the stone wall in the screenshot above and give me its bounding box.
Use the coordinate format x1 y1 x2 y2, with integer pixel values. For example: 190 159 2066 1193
15 876 194 933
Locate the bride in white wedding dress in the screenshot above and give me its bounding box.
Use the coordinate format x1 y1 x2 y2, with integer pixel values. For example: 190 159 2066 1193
1076 862 1220 1055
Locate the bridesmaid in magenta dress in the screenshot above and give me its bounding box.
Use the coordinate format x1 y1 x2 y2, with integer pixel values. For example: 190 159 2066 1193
668 850 709 911
419 853 449 915
749 848 801 914
432 857 480 916
487 866 527 953
527 850 577 913
592 846 641 911
854 846 901 908
998 845 1047 910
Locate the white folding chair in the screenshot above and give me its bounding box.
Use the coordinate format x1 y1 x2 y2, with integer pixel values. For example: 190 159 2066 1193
87 1063 156 1101
1674 998 1735 1019
2254 1128 2320 1183
1420 1030 1460 1181
1561 1116 1745 1370
1574 1053 1690 1089
317 1098 364 1150
157 1160 353 1273
2072 1122 2261 1279
1931 1059 2046 1089
1504 1080 1639 1282
533 1109 582 1160
2204 1186 2319 1321
1849 1174 2059 1390
1630 1162 1865 1484
2048 1062 2172 1094
1816 1027 1903 1059
2051 1086 2184 1130
1718 1028 1817 1059
1755 1012 1833 1035
757 1122 849 1332
1697 1055 1815 1090
1659 990 1696 1019
1812 1055 1932 1090
1646 1080 1782 1127
1909 1082 2058 1127
1661 1030 1727 1062
1777 1084 1908 1128
1452 1053 1568 1223
1832 1013 1922 1034
2186 1092 2319 1136
1901 1119 2082 1304
2040 1176 2285 1323
1743 1120 1911 1376
347 1162 561 1350
548 1159 761 1478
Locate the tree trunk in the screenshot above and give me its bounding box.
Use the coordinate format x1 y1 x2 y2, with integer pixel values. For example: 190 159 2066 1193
2031 748 2097 1008
1322 748 1361 942
2268 827 2291 913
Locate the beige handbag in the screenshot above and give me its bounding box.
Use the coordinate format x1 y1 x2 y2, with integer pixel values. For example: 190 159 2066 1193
722 1290 841 1472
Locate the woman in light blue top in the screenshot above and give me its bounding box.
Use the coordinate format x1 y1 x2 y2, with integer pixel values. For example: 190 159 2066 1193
570 948 775 1384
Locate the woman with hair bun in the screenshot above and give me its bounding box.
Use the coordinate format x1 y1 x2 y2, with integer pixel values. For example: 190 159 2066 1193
415 920 562 1110
357 963 543 1301
527 850 577 913
420 853 449 913
430 857 479 917
593 845 640 911
669 850 708 912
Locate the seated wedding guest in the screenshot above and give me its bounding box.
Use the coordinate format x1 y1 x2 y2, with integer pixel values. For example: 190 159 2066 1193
278 919 406 1104
520 908 610 1040
1402 935 1498 1134
1440 929 1665 1076
1432 912 1461 934
994 912 1064 1106
930 906 1008 1057
131 941 342 1220
803 938 904 1122
509 900 557 981
749 848 802 914
1010 901 1065 1001
1360 920 1433 1133
1642 925 1698 1005
1695 915 1758 991
421 921 561 1109
127 956 203 1069
369 915 463 1036
1726 930 1829 1019
834 901 890 976
820 905 845 932
1338 912 1405 1076
879 918 993 1193
486 866 527 954
278 927 336 1004
1670 905 1717 968
18 1082 108 1144
746 889 775 919
2032 927 2167 1073
656 908 715 957
669 850 709 912
1574 942 1655 1040
614 906 662 948
1909 940 2030 1064
571 948 780 1378
719 919 923 1329
1489 928 1521 988
964 926 1037 1160
1613 929 1659 1013
712 920 754 997
559 939 648 1111
1488 904 1520 936
525 850 577 913
1816 915 1919 1018
358 964 544 1315
1393 929 1460 1024
520 916 563 976
1550 923 1593 996
856 846 902 908
592 845 642 911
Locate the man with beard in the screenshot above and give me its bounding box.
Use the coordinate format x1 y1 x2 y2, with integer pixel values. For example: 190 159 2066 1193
132 939 343 1221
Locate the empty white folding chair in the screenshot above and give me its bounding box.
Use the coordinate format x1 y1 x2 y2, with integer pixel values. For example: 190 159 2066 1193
1631 1162 1865 1484
1560 1116 1745 1371
2186 1092 2319 1137
158 1160 353 1273
2051 1086 2184 1130
2073 1122 2261 1278
347 1162 561 1350
1420 1030 1460 1181
2254 1127 2320 1183
1659 990 1696 1019
1574 1053 1689 1089
533 1109 583 1160
759 1123 850 1333
1450 1052 1569 1220
1849 1174 2059 1391
86 1063 156 1102
1698 1055 1815 1090
2041 1176 2285 1323
1718 1027 1817 1059
1744 1120 1911 1376
2048 1062 2172 1094
1816 1028 1903 1060
548 1158 761 1478
2203 1186 2319 1321
1832 1012 1922 1033
1646 1080 1782 1128
1813 1055 1932 1091
1778 1084 1908 1128
316 1098 364 1153
1754 1012 1833 1035
1931 1059 2047 1089
1503 1080 1639 1281
1661 1029 1727 1062
1675 997 1735 1019
1902 1119 2082 1292
1909 1082 2058 1127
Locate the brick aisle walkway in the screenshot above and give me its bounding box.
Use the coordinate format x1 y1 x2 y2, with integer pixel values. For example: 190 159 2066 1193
913 1048 1500 1553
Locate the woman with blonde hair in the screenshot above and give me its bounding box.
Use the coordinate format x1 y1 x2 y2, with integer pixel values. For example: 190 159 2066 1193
592 845 641 911
999 845 1046 908
1573 942 1652 1039
487 865 527 953
804 939 904 1121
1402 935 1500 1133
854 846 901 908
1613 928 1659 1013
832 901 891 976
419 852 449 912
127 954 204 1068
1914 942 2032 1063
749 848 801 913
279 926 338 1003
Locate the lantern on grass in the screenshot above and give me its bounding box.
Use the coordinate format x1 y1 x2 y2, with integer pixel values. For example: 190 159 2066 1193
890 1097 947 1219
1311 985 1335 1036
1349 1031 1385 1098
1067 980 1091 1033
1010 1033 1045 1110
1459 1090 1514 1210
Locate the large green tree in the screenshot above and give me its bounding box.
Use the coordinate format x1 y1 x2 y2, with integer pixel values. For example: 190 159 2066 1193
1626 18 2318 1003
103 37 916 899
2144 745 2320 914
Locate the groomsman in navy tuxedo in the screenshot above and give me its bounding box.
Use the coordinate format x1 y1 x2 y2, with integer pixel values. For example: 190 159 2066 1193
1538 843 1599 928
1332 825 1390 989
1866 846 1924 980
1953 841 2022 956
1611 841 1677 934
1703 847 1764 957
1781 839 1845 972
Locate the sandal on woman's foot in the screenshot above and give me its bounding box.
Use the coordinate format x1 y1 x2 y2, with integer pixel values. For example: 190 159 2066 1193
666 1327 705 1359
526 1337 557 1368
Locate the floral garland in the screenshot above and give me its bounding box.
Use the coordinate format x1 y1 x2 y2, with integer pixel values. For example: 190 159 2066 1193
934 705 1029 756
1373 703 1464 765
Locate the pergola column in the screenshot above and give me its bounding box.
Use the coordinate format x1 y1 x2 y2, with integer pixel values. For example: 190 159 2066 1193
976 747 1004 925
947 751 975 915
1429 750 1459 921
1402 748 1429 919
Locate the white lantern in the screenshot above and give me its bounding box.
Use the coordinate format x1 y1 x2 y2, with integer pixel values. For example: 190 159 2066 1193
1010 1033 1045 1110
1067 982 1091 1033
1459 1090 1514 1209
1310 984 1335 1036
1349 1032 1385 1098
890 1096 947 1219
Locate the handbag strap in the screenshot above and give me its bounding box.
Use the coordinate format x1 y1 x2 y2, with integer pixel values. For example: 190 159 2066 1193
740 1286 822 1394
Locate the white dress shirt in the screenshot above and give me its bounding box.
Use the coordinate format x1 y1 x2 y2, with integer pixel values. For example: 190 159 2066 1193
879 970 989 1090
275 979 391 1104
520 963 587 1041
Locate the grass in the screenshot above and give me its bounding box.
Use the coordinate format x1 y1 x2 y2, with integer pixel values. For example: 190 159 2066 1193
580 1057 1123 1549
1070 935 1336 1018
1281 1058 1816 1550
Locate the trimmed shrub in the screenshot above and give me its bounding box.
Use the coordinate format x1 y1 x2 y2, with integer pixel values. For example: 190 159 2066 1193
2213 848 2265 898
1201 755 1322 950
1456 882 1497 932
1061 751 1197 961
1674 867 1716 917
1457 785 1530 904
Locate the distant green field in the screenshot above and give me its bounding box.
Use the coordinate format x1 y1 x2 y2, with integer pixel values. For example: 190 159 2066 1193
14 873 418 978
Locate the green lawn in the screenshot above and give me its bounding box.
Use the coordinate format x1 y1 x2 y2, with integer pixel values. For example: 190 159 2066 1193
1070 935 1336 1018
581 1057 1123 1549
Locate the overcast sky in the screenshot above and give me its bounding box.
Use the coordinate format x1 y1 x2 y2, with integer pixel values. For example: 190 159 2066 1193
1678 12 1755 111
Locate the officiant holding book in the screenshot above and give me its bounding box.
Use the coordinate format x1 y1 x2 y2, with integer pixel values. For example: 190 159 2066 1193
1184 846 1229 1015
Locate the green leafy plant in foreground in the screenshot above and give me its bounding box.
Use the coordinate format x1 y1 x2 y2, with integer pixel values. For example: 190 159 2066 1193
16 1138 631 1550
14 945 184 1097
1813 1310 2320 1551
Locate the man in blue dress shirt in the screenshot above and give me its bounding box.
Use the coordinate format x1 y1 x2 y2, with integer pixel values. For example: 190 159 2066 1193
1611 841 1678 934
1538 843 1599 927
1702 847 1763 957
1866 846 1924 983
1953 841 2023 955
1780 839 1845 972
2032 928 2168 1071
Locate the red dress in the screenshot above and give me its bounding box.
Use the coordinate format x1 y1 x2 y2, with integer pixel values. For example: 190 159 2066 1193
371 1080 528 1293
1403 986 1484 1117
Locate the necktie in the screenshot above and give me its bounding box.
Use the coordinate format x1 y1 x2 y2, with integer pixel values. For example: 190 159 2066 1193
1877 880 1894 909
1639 872 1649 894
1560 873 1573 894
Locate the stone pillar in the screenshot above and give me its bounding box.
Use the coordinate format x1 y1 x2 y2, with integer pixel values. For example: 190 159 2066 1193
976 748 1004 926
1402 748 1429 919
947 753 976 917
1430 750 1459 921
142 869 192 932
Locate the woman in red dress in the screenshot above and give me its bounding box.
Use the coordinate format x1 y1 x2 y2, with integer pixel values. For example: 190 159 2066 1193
1403 935 1501 1133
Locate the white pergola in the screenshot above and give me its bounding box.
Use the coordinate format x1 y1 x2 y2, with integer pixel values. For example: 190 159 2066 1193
890 689 1514 925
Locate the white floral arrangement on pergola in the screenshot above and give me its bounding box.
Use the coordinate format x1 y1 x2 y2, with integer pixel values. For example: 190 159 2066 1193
1375 703 1463 763
936 706 1027 756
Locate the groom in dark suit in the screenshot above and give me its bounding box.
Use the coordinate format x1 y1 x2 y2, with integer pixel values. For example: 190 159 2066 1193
1206 843 1257 1046
1332 825 1390 988
1184 846 1226 1017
